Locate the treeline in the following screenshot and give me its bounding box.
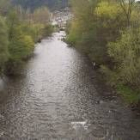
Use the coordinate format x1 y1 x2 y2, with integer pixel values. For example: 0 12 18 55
0 1 53 75
12 0 69 11
66 0 140 104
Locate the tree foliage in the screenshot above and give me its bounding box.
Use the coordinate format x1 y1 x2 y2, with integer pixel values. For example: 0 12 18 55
0 2 53 75
0 16 9 74
67 0 126 64
9 27 34 61
67 0 140 103
104 29 140 87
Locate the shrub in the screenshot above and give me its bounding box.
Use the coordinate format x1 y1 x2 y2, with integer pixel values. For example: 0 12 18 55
6 26 34 74
107 29 140 87
0 16 9 74
43 24 53 37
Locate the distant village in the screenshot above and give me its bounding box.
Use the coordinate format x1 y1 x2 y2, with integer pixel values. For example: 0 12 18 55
50 0 140 29
51 7 72 29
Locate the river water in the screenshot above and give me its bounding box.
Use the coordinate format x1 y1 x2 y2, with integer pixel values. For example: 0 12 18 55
0 31 140 140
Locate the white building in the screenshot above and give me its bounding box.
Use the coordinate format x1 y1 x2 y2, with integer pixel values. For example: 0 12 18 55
135 0 140 3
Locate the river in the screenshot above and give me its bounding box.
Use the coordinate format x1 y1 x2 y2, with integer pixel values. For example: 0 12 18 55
0 31 140 140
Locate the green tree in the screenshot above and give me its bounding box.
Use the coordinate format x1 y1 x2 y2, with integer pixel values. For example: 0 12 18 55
7 10 20 40
6 26 34 74
67 0 127 64
0 16 9 74
101 28 140 103
67 0 140 103
103 29 140 87
5 10 35 75
9 27 34 60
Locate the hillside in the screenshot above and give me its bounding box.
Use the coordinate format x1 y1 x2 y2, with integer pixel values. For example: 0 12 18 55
12 0 69 10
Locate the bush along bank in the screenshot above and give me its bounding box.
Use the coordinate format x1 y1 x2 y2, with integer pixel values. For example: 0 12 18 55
0 6 53 76
66 0 140 106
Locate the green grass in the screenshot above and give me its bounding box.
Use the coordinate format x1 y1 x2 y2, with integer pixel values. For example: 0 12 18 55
117 85 140 104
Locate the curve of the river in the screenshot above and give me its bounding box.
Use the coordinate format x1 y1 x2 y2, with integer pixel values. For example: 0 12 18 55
0 31 140 140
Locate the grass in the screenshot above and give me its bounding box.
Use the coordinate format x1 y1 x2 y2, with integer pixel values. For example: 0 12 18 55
117 84 140 104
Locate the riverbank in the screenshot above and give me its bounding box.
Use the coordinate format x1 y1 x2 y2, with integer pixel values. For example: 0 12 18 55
92 66 140 114
64 39 140 112
66 0 140 106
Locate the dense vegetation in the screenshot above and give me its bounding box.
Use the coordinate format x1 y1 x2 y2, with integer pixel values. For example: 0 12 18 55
12 0 68 11
0 1 53 75
66 0 140 104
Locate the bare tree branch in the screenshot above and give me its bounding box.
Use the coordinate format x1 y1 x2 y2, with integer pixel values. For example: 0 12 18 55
119 0 135 26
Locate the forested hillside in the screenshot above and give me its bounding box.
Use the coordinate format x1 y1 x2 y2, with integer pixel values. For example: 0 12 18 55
12 0 68 10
